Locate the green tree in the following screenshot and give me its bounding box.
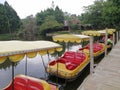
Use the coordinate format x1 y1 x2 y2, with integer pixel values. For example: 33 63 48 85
39 16 63 35
4 1 21 33
64 12 73 26
36 6 64 25
18 15 38 40
54 6 64 23
80 0 105 29
79 0 120 30
102 0 120 30
36 8 54 25
0 4 9 34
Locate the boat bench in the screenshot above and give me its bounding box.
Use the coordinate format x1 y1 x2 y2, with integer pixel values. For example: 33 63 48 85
4 75 45 90
61 51 86 65
79 43 103 53
49 51 87 70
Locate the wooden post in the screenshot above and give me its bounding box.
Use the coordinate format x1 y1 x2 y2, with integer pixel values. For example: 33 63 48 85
105 28 108 56
90 36 94 74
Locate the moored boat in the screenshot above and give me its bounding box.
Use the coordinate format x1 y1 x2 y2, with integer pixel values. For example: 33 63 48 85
46 34 90 80
0 40 63 90
81 29 116 50
78 43 105 58
3 74 59 90
47 51 89 80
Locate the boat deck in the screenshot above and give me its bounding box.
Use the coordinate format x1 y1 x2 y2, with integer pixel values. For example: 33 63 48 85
77 40 120 90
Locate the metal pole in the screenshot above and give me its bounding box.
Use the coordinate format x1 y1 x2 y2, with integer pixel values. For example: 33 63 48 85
105 28 108 56
41 55 47 79
118 31 120 39
113 33 115 46
25 55 27 75
12 62 14 90
65 42 68 51
47 52 50 63
116 31 119 43
55 52 59 89
90 36 94 74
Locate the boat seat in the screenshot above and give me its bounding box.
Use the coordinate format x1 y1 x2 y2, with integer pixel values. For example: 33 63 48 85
49 51 87 70
66 62 77 70
4 75 44 90
79 43 104 53
28 79 44 90
62 51 75 61
75 53 86 60
49 58 66 66
62 51 86 64
14 77 27 90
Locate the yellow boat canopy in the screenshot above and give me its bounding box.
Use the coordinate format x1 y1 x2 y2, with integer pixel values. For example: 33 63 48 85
97 29 116 35
0 40 62 64
53 34 90 43
82 29 116 36
81 30 101 36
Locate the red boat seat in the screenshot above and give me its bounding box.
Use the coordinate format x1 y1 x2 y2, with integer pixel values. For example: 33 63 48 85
75 52 86 61
66 62 77 70
4 75 44 90
28 79 44 90
62 51 75 61
79 43 104 53
57 58 66 64
14 77 27 90
49 60 56 66
64 51 86 70
49 58 66 66
49 51 87 70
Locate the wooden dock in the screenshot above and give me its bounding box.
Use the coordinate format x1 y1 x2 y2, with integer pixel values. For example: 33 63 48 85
77 40 120 90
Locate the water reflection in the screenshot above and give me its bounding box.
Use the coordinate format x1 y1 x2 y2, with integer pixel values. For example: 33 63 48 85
0 53 57 89
0 59 18 70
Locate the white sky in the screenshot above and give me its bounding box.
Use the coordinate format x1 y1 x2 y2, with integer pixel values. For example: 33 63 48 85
0 0 95 19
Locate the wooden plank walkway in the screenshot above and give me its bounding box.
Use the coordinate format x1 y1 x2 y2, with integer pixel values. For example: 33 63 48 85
77 40 120 90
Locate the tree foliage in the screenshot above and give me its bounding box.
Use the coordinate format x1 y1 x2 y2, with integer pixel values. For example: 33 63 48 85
18 15 38 40
0 1 21 34
0 4 9 33
54 6 64 23
102 0 120 30
36 6 64 35
36 6 64 25
79 0 105 29
39 16 63 35
4 1 21 33
79 0 120 30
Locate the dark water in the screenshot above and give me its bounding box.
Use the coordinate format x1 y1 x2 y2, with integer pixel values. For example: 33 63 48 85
0 41 90 90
